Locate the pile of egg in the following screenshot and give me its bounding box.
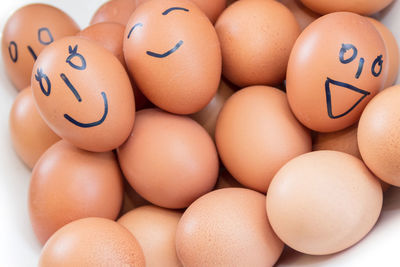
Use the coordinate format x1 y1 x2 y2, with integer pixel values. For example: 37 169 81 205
3 0 400 265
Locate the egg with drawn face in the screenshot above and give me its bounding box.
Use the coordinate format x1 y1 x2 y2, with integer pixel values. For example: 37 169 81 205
31 36 135 152
2 4 79 91
123 0 221 114
286 12 387 132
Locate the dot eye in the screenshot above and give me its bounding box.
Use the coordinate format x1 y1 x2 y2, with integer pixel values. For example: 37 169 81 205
35 68 51 96
66 45 86 70
339 43 358 64
8 41 18 63
371 55 383 77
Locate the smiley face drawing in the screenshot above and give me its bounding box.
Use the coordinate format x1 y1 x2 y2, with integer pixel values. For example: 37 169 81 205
286 12 387 132
31 37 135 152
1 4 79 91
123 0 221 115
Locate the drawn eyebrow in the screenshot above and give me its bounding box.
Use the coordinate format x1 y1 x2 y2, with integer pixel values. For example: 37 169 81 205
162 7 189 15
127 23 143 39
146 40 183 58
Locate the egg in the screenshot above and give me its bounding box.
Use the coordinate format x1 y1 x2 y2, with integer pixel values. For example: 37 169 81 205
90 0 137 26
313 124 391 192
77 22 126 66
9 87 60 169
189 78 235 140
118 205 182 267
1 4 79 91
120 180 150 215
29 140 124 245
176 188 284 266
31 36 135 152
214 168 243 190
215 86 311 193
313 124 361 159
267 151 383 255
123 0 221 114
286 12 387 132
39 217 145 266
367 17 400 88
279 0 320 31
215 0 300 87
136 0 226 23
299 0 393 15
76 23 151 110
358 85 400 187
117 108 219 209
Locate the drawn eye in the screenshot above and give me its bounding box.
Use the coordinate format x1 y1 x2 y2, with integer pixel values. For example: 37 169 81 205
8 41 18 63
339 43 358 64
35 68 51 96
127 23 143 39
38 27 54 45
371 55 383 77
66 45 86 70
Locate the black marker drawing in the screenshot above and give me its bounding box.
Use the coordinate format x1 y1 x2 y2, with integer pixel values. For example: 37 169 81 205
147 40 183 58
38 27 54 45
325 78 370 119
162 7 189 15
27 45 37 60
35 68 51 96
339 43 357 64
60 73 82 102
355 57 364 79
64 92 108 128
372 55 383 77
8 41 18 62
66 45 86 70
127 23 143 39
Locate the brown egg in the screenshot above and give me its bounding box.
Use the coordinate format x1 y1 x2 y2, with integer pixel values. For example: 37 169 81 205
313 124 391 192
29 140 124 245
77 22 126 66
367 17 399 88
189 78 235 139
279 0 320 31
118 205 182 267
358 85 400 187
120 181 150 215
123 0 221 114
214 168 243 190
31 36 135 152
90 0 137 26
313 124 361 159
286 12 387 132
136 0 226 23
1 4 79 91
9 87 60 169
267 151 383 255
39 217 145 266
117 108 219 209
299 0 393 15
176 188 284 266
215 0 300 87
215 86 311 193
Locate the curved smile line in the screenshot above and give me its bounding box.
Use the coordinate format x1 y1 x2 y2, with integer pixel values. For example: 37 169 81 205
146 40 183 58
64 91 108 128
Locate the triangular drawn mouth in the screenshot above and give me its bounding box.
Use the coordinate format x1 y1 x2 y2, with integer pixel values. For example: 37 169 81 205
325 77 371 119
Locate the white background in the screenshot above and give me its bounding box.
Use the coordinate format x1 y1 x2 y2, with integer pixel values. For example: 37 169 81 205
1 0 400 266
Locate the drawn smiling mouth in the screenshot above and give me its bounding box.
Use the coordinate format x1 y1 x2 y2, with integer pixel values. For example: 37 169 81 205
146 40 183 58
63 91 109 128
325 77 371 119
